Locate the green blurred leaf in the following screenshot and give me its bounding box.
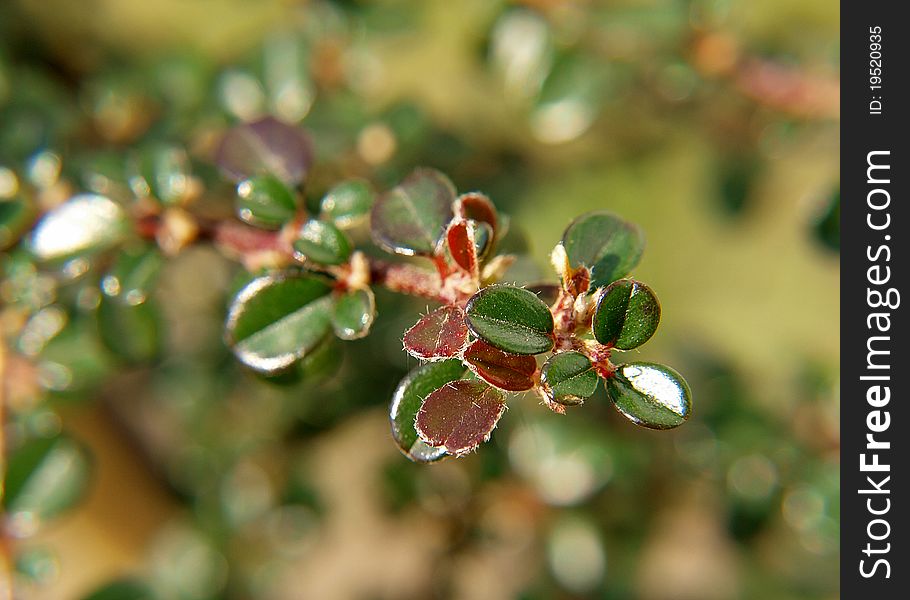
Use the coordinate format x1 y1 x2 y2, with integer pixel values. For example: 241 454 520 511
465 285 554 355
3 433 92 524
236 174 297 229
370 167 455 256
225 273 333 374
332 288 375 340
128 143 192 205
319 179 374 228
605 362 691 429
27 194 127 263
540 351 597 405
561 211 644 290
97 298 161 363
415 380 506 456
592 279 660 350
80 579 153 600
1 195 34 250
390 359 465 462
293 219 352 265
463 339 536 391
813 188 840 252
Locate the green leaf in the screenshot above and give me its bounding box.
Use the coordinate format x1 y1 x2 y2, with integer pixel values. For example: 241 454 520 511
415 380 506 456
1 196 35 250
128 144 192 205
561 211 645 290
236 174 297 229
293 219 352 265
3 433 92 524
465 285 554 355
390 359 465 462
592 279 661 350
81 579 153 600
97 246 164 362
225 273 334 374
370 167 456 256
97 298 161 363
463 339 537 391
320 179 374 228
27 194 128 262
605 362 692 429
332 288 376 340
540 351 598 405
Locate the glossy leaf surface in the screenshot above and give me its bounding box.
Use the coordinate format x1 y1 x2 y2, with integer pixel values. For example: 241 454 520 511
465 285 554 355
27 194 127 262
293 219 352 265
389 359 465 462
332 288 375 340
236 175 297 229
605 362 692 429
225 274 333 374
402 305 469 360
320 179 374 228
463 339 536 391
370 167 455 256
561 210 644 290
415 380 506 456
540 351 597 405
215 116 313 184
593 279 661 350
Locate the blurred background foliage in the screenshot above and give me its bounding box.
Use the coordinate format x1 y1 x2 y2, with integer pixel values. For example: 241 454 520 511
1 0 838 599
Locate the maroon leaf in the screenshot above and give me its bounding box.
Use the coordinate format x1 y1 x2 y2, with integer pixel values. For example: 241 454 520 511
402 305 469 360
415 381 506 456
215 117 314 185
455 192 497 234
463 340 537 391
446 220 478 275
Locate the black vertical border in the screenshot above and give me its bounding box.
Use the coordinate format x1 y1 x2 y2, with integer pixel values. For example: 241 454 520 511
841 2 908 597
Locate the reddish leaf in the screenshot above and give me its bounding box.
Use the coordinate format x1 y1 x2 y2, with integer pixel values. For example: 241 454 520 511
455 192 497 234
463 340 537 391
415 381 506 456
402 305 469 359
446 220 478 275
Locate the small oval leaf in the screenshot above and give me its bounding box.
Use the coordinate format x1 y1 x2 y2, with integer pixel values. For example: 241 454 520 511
415 380 506 456
561 211 645 290
455 192 497 234
540 351 598 405
320 179 374 228
390 359 466 462
215 116 314 185
605 362 692 429
465 285 554 355
28 194 127 262
402 305 469 360
332 288 376 340
3 433 92 523
236 175 297 229
446 219 478 275
225 273 333 374
463 339 536 391
370 168 456 256
593 279 661 350
293 219 352 265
